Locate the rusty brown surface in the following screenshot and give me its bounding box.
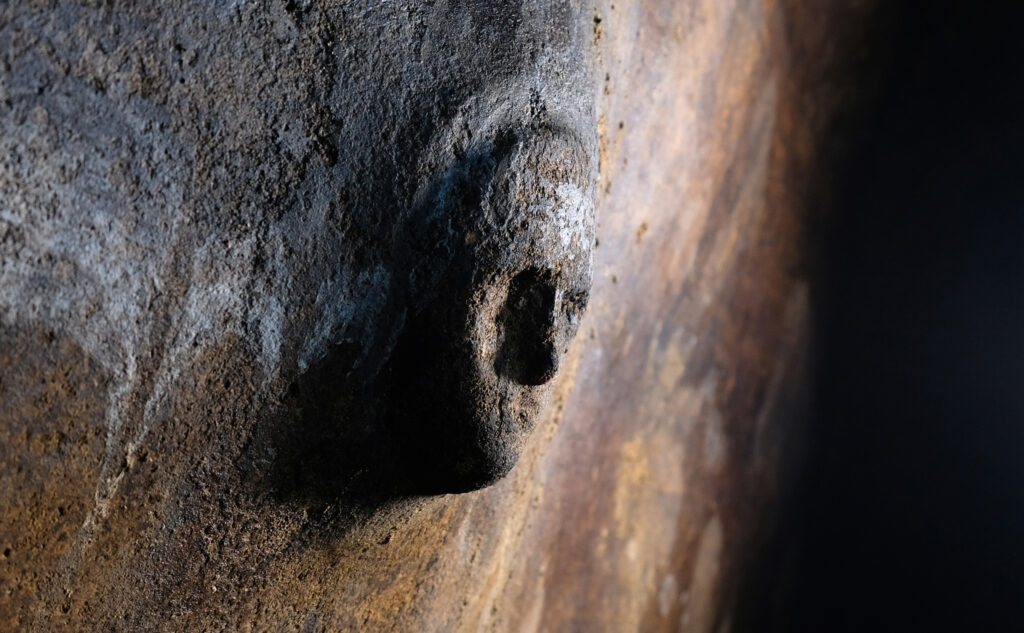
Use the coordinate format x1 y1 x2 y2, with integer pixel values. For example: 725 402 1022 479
0 1 878 631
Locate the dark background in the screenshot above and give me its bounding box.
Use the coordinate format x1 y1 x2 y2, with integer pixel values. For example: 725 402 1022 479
755 3 1024 631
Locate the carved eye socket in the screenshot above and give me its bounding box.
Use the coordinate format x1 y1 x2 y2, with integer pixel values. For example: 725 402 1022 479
495 267 560 387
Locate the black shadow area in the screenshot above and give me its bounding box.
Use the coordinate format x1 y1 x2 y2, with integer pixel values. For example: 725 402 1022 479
748 4 1024 632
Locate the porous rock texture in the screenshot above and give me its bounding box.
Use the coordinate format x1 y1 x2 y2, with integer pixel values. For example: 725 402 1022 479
0 1 877 631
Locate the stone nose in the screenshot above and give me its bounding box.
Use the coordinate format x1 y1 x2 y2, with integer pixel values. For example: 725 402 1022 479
494 267 561 386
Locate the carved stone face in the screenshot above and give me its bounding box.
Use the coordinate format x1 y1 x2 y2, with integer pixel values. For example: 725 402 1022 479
386 126 595 492
277 5 599 495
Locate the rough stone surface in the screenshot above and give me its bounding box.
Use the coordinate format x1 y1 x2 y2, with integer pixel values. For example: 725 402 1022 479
0 1 877 631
